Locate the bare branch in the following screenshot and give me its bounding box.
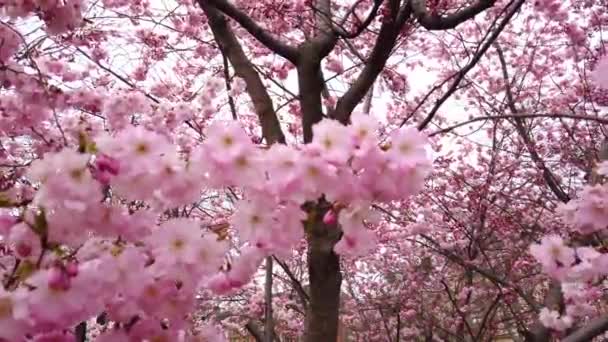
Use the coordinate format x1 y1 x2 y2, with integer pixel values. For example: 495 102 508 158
221 52 238 120
334 0 384 39
415 0 525 130
430 113 608 136
495 43 570 203
274 256 310 307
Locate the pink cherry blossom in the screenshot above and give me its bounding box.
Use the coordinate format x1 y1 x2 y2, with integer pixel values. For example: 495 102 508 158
538 308 573 331
387 126 429 167
529 235 575 279
311 119 353 164
591 55 608 89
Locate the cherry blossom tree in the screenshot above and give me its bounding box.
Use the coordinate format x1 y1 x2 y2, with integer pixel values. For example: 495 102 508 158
2 0 608 341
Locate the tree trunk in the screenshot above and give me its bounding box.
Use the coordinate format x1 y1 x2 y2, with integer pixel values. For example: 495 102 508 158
303 209 342 342
297 49 325 144
265 256 274 342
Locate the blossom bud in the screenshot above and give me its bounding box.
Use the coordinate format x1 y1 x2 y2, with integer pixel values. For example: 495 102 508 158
65 261 79 277
48 267 71 291
323 210 337 225
15 242 32 258
92 154 120 185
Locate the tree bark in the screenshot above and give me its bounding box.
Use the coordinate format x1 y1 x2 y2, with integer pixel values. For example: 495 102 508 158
264 256 274 342
246 321 265 342
303 208 342 342
298 44 325 144
75 322 86 342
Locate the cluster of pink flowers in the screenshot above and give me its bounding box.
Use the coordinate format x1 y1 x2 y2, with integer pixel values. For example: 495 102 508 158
530 220 608 331
538 282 603 332
559 184 608 234
194 113 431 291
1 0 84 35
528 53 608 333
0 111 431 339
530 235 608 281
530 184 608 331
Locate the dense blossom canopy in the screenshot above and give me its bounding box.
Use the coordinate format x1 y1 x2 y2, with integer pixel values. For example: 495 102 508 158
1 0 608 341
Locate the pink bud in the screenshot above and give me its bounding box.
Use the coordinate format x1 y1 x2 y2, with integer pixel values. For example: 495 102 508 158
15 242 32 258
96 155 119 172
48 267 71 291
255 241 266 249
65 261 79 277
92 154 120 185
323 210 337 225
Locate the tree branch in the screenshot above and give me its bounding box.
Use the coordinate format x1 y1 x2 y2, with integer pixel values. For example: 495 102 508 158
411 0 496 30
201 0 299 63
311 0 337 53
495 43 570 203
202 3 286 144
264 256 274 342
75 322 86 342
245 321 265 342
524 281 562 342
562 315 608 342
334 0 384 39
221 52 238 120
332 3 411 124
430 113 608 136
440 279 476 339
274 256 310 307
416 0 525 130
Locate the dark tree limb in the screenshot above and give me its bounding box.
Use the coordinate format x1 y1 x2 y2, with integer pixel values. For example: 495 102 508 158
474 293 503 340
246 321 265 342
333 0 384 39
310 0 339 55
298 45 327 143
332 3 411 124
75 322 86 342
524 281 563 342
202 0 299 62
411 0 497 30
562 315 608 342
495 43 570 203
264 256 274 342
274 256 310 307
202 3 286 144
303 207 343 342
440 279 476 340
221 52 238 120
